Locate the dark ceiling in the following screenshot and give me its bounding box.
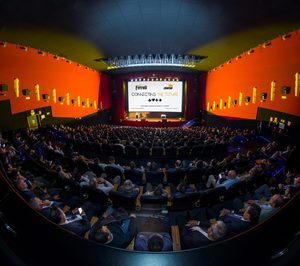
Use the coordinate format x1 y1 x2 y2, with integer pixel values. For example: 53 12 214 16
1 0 300 73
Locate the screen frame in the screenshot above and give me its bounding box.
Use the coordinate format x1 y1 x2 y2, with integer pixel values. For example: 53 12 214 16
124 79 185 118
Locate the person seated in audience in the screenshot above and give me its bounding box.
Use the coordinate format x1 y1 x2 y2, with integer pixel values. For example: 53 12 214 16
108 156 124 174
48 206 91 237
178 219 227 249
90 175 114 195
78 170 97 187
127 161 145 174
234 194 285 223
217 203 261 236
29 197 62 218
118 179 140 196
56 165 73 180
134 232 172 252
283 186 297 201
145 161 161 172
89 207 137 248
216 170 240 190
143 183 170 198
15 178 36 201
174 181 196 196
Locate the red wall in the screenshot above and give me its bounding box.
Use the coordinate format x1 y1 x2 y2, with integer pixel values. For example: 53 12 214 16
112 72 200 124
204 30 300 119
0 42 100 118
99 73 112 110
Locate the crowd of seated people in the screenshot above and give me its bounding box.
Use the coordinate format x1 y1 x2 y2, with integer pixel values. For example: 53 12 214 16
0 124 299 252
60 124 258 159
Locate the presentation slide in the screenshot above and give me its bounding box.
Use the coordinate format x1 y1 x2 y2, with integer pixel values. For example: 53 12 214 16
127 81 183 112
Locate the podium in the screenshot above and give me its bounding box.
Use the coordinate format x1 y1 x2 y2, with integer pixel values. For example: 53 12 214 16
161 114 167 122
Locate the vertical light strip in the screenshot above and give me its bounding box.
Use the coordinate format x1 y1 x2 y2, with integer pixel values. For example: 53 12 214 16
271 81 276 101
295 72 300 96
94 100 97 110
228 96 231 108
213 101 216 111
220 98 223 110
207 102 210 111
252 87 257 104
66 93 70 105
34 84 40 101
239 92 243 106
77 96 81 107
13 78 20 97
87 98 90 108
52 88 57 103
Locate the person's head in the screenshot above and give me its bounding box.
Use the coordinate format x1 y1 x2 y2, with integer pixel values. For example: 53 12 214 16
227 170 237 179
175 160 181 168
285 186 296 199
108 156 115 164
123 179 134 191
94 226 113 244
243 203 261 224
129 161 136 169
49 207 65 224
208 221 227 241
147 234 164 252
294 176 300 188
16 178 28 191
150 161 158 171
269 194 284 208
178 183 186 193
29 197 43 211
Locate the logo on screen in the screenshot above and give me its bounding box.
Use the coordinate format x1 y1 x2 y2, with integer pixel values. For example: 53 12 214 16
163 85 173 90
135 85 147 90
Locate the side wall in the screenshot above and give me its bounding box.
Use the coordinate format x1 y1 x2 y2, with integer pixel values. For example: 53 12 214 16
0 42 100 119
203 30 300 119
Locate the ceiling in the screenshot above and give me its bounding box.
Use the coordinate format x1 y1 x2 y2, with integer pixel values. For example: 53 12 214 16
1 0 300 74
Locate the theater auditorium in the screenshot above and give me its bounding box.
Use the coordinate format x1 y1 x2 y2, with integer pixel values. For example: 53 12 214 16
0 1 300 266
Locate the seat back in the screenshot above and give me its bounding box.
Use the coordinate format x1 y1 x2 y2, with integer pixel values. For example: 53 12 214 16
145 171 164 186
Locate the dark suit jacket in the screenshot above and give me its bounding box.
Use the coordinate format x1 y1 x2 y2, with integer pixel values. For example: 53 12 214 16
89 216 137 249
61 215 91 237
220 214 252 236
180 225 212 249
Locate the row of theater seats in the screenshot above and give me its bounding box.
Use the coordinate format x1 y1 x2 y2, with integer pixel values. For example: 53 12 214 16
34 163 251 214
69 139 227 159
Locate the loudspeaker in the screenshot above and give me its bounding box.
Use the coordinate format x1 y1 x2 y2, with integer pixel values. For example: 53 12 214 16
22 89 31 96
42 94 49 100
260 92 267 100
232 99 238 105
280 86 291 94
244 96 251 103
82 101 86 106
0 84 8 92
58 96 65 102
71 99 76 105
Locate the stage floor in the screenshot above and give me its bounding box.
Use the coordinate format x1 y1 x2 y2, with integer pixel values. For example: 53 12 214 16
120 118 185 127
125 118 185 122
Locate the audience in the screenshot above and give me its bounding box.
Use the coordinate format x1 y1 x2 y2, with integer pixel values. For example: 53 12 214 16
0 124 298 253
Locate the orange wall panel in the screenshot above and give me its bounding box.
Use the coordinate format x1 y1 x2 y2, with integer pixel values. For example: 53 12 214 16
205 30 300 119
0 43 100 118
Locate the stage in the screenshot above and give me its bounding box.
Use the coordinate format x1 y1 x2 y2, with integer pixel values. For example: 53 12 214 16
119 117 185 127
